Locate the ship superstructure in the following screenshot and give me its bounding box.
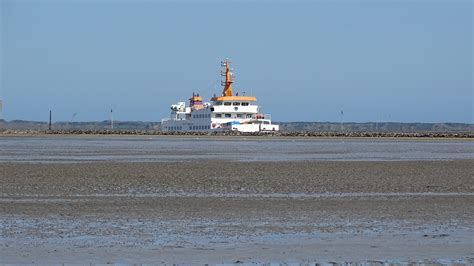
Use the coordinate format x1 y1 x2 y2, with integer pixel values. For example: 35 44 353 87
161 59 279 132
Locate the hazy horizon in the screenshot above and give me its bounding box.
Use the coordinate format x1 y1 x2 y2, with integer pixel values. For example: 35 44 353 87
1 0 472 123
2 118 473 125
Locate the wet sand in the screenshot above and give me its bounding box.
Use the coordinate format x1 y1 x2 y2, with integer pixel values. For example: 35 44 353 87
1 159 473 264
1 160 473 195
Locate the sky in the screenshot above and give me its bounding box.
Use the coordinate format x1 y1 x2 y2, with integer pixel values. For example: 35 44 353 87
1 0 472 123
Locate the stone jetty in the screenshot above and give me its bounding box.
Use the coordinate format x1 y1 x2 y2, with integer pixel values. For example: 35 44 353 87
0 129 472 138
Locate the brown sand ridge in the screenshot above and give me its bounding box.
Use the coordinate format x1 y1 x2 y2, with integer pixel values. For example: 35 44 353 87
1 160 473 196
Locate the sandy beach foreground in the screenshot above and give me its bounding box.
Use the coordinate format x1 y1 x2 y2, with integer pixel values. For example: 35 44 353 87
1 159 473 264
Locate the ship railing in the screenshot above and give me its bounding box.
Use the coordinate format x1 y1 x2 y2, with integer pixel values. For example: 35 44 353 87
251 114 272 120
161 118 171 123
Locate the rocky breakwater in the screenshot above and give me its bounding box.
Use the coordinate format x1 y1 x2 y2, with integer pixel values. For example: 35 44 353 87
0 128 473 138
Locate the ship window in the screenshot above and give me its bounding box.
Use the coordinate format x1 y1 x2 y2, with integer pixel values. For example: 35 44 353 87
215 114 222 118
242 102 249 106
246 114 252 118
225 114 231 118
224 102 231 106
236 114 243 118
233 102 240 106
215 101 222 105
264 121 270 125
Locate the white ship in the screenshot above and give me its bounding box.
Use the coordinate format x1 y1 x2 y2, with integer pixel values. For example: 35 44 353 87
161 59 279 133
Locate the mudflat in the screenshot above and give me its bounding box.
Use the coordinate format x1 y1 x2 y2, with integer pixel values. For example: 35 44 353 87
1 159 473 264
0 160 473 195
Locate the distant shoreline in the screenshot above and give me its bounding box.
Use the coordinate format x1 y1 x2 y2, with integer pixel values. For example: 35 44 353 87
1 119 472 138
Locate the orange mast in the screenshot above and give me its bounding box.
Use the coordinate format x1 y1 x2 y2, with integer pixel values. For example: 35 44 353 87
211 59 257 102
221 59 233 96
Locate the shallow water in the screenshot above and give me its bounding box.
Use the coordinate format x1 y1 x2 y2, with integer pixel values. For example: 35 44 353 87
0 136 472 163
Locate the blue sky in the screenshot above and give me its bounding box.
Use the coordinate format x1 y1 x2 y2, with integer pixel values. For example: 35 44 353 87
1 0 472 123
